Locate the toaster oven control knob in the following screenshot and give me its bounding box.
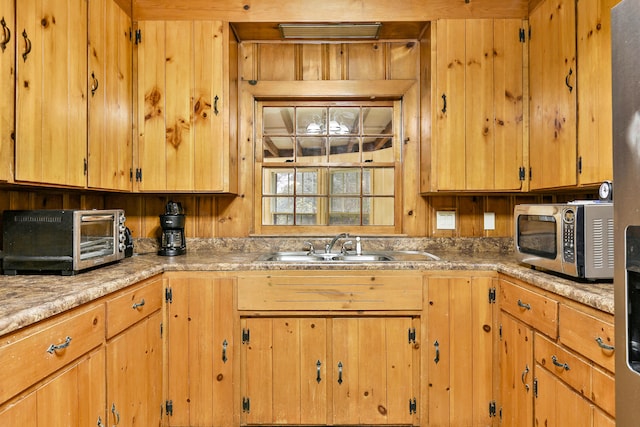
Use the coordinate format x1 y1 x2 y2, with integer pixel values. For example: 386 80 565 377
119 233 126 242
119 223 126 232
119 242 126 251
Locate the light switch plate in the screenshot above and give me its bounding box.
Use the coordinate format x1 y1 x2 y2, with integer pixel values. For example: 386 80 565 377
484 212 496 230
436 211 456 230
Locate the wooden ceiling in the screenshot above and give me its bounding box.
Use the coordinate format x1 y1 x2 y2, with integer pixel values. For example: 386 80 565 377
130 0 531 22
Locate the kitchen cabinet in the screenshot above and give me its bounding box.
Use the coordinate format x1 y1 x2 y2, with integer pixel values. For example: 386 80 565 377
15 0 87 187
529 0 576 189
87 0 133 191
164 273 235 426
237 271 422 425
0 303 106 425
425 18 525 192
529 0 618 189
576 0 620 186
105 275 163 426
135 20 238 193
498 275 616 425
0 0 14 182
425 275 497 426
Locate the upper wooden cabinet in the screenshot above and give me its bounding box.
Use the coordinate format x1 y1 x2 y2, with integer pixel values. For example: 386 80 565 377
135 20 238 192
0 0 14 182
422 19 526 193
15 0 88 187
529 0 618 190
87 0 133 191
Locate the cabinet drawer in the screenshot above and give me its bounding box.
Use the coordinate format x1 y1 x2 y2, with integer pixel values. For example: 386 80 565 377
534 333 591 398
0 304 104 404
592 365 615 417
238 273 423 311
106 275 163 338
559 304 615 373
499 279 558 338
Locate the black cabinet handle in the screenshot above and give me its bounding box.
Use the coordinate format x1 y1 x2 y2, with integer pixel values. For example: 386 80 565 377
21 29 31 62
441 93 447 114
565 68 573 93
0 17 11 52
90 71 99 97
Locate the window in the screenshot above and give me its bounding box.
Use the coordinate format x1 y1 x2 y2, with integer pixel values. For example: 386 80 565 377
256 101 401 234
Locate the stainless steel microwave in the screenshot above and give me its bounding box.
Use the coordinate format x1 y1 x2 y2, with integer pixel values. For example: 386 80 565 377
2 209 129 275
514 202 614 279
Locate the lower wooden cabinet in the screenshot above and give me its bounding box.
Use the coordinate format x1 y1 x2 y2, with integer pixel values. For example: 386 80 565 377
164 273 235 427
498 274 616 426
240 316 419 426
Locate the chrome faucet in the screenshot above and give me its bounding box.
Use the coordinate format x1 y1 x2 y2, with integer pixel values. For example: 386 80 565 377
325 233 349 253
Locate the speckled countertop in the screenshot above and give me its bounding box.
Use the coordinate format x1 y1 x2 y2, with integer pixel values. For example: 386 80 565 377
0 237 615 337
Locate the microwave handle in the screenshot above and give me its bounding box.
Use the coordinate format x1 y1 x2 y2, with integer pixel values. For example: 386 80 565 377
81 214 115 222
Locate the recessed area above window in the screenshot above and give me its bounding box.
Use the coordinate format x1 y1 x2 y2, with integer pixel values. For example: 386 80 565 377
256 101 402 234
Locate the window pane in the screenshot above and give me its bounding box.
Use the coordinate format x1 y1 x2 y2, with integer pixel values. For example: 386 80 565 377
263 168 295 195
362 136 393 163
263 136 294 162
362 107 393 134
329 137 360 162
329 197 361 225
368 197 395 225
297 107 327 135
330 169 361 195
328 107 359 135
297 197 326 225
296 137 327 161
296 170 319 195
365 167 394 196
263 107 294 135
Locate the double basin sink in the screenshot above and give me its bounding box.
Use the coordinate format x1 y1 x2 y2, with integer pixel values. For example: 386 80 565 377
257 250 440 263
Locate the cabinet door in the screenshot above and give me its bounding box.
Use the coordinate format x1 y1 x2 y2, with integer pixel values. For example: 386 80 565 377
15 0 87 187
332 317 417 425
87 0 133 191
529 0 577 189
241 317 328 425
136 20 236 192
427 276 496 426
0 348 106 427
106 310 162 427
534 364 592 426
167 276 235 427
576 0 620 185
0 0 14 182
433 19 524 191
499 312 533 427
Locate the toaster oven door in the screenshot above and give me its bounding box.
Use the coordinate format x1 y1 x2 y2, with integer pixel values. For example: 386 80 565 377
74 211 121 270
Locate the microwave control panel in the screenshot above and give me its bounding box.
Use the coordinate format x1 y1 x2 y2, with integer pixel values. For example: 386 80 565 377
562 207 576 263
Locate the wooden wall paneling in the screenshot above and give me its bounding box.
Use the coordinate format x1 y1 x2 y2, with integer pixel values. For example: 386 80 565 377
458 196 483 237
141 195 166 238
132 0 529 21
484 196 512 237
347 43 386 80
300 44 323 81
389 41 420 80
105 193 144 238
238 43 257 82
493 19 525 191
326 44 346 80
257 43 296 81
429 196 457 237
165 21 194 191
195 196 217 238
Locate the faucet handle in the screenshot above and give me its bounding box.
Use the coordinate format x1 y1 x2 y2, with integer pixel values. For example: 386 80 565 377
341 240 353 254
304 241 315 255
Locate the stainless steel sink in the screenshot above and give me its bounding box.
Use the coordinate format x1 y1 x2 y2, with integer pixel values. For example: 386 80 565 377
256 250 439 263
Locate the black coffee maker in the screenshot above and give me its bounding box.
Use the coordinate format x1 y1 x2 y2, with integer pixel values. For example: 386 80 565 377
159 201 186 256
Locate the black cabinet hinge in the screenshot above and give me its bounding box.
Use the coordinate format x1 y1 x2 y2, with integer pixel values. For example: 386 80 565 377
408 328 416 343
499 324 503 341
160 322 164 339
519 166 526 181
409 398 417 415
533 378 538 398
165 400 173 416
489 401 497 417
83 158 87 176
129 168 133 182
165 287 173 303
489 287 496 303
135 29 142 45
135 168 142 182
242 328 250 344
519 28 526 42
242 397 251 413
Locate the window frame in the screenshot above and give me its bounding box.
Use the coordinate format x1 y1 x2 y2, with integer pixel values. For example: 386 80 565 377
255 99 403 235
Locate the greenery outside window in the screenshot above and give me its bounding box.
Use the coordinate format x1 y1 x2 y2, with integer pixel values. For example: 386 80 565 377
256 100 402 234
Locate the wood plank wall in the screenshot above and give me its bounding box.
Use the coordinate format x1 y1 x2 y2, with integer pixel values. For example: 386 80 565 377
0 38 597 241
